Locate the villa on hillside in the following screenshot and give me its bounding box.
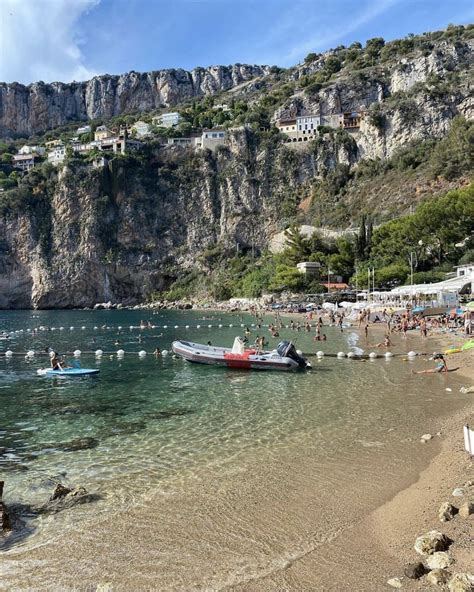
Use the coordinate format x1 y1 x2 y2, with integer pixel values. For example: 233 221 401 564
168 129 227 151
12 154 39 171
130 121 151 138
153 112 182 128
18 145 45 156
47 146 67 165
77 125 92 135
94 126 114 142
277 110 364 142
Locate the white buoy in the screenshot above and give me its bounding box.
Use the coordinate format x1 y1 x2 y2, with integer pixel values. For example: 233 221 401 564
5 350 13 357
138 350 147 357
70 326 74 330
163 325 168 329
208 324 212 328
59 327 64 331
219 324 223 328
74 349 81 357
316 351 325 358
117 349 125 357
94 326 98 330
26 350 35 357
407 351 417 358
174 325 179 329
347 351 355 358
240 324 244 327
162 350 169 356
118 326 122 331
95 349 103 357
251 323 255 327
337 352 346 359
196 325 201 329
81 326 86 330
229 324 233 328
385 352 393 358
51 327 56 331
129 326 134 330
185 325 190 329
369 352 378 359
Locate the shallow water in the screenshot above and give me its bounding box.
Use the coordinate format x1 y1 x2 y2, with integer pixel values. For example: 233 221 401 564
0 310 469 589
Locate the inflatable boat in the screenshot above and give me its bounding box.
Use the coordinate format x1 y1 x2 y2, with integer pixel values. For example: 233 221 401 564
172 338 311 371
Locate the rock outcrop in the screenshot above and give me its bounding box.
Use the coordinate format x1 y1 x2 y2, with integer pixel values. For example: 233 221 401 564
0 64 271 137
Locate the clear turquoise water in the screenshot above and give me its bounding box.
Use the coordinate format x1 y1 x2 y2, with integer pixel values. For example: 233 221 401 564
0 309 467 557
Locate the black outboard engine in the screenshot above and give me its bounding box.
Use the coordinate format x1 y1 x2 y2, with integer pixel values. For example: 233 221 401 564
276 340 308 368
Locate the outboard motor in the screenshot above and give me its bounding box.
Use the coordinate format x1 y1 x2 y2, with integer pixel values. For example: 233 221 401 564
276 340 308 368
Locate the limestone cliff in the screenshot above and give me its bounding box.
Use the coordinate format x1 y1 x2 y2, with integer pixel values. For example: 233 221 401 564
0 129 338 308
0 64 270 137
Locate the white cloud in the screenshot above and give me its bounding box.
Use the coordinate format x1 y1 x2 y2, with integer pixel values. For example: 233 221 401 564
0 0 99 84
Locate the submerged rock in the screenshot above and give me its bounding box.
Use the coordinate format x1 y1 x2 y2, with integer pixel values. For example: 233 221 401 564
61 437 100 452
426 552 454 570
49 484 72 501
448 573 474 592
38 486 102 515
439 502 458 522
0 502 11 533
404 562 426 579
427 569 450 586
414 530 451 556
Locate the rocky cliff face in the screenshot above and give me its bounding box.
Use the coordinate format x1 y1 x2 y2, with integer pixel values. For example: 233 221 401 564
0 129 340 308
0 64 270 137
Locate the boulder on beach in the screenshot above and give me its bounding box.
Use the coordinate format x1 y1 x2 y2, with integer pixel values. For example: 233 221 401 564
458 501 474 518
420 433 433 443
414 530 450 556
448 573 474 592
453 488 466 497
439 501 458 522
426 551 454 570
404 562 426 579
427 569 450 586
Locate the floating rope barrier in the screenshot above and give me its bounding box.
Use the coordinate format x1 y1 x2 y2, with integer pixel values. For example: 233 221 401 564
1 349 428 360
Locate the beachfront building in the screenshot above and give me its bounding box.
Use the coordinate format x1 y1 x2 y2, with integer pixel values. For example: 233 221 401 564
77 125 92 135
12 154 38 171
130 121 151 138
167 137 196 147
18 145 45 156
321 113 344 128
296 262 321 276
94 126 114 142
47 146 67 165
153 112 182 128
276 118 297 139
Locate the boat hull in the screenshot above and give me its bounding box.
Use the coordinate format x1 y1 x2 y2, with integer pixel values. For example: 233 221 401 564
172 340 309 371
38 368 100 377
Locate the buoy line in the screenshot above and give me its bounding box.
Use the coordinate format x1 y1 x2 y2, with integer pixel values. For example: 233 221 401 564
2 323 277 334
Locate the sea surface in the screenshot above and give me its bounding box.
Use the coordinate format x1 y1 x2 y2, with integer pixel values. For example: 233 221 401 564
0 310 470 590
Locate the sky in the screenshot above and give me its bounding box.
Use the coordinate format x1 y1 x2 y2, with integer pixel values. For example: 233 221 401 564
0 0 473 85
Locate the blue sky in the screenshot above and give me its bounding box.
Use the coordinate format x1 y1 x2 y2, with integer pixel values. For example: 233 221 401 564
0 0 473 84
